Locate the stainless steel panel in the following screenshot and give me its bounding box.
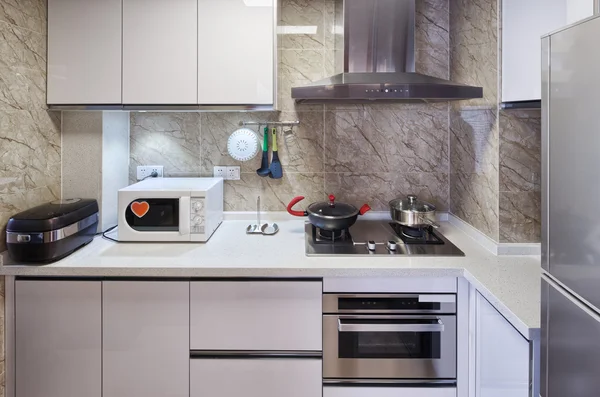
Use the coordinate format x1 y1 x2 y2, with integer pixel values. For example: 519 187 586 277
541 35 550 273
323 314 456 380
344 0 415 73
540 275 549 397
548 17 600 309
543 276 600 397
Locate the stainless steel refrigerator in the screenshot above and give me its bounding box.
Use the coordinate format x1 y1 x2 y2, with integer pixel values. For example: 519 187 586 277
541 14 600 397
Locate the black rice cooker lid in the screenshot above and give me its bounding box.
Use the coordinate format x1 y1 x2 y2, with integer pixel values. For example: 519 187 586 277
7 199 99 233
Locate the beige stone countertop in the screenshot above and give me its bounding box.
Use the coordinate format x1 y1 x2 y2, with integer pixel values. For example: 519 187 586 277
0 219 541 340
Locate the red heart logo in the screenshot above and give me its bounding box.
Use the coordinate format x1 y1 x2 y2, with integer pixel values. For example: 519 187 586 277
130 201 150 218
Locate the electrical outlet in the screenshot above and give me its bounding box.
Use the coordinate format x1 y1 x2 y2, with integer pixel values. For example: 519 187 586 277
213 166 227 179
227 166 241 181
137 165 164 181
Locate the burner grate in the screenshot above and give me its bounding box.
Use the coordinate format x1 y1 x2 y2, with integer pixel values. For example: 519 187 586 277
389 223 444 245
312 225 352 245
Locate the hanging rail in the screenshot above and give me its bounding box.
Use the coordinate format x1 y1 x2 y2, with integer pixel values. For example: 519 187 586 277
239 120 300 127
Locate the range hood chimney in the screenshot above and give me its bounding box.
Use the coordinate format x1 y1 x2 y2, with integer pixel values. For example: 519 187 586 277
291 0 483 103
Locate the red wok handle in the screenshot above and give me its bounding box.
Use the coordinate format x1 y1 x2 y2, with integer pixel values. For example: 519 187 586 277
359 204 372 216
287 196 308 217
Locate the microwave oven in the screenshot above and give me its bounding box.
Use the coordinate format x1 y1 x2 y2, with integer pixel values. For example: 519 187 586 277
117 178 223 242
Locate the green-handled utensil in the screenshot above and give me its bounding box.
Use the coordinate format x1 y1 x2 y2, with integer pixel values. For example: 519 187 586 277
269 127 283 179
256 126 271 177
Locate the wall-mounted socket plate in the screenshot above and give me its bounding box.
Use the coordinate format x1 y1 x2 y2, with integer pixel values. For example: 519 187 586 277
226 166 240 181
213 166 240 180
137 165 164 181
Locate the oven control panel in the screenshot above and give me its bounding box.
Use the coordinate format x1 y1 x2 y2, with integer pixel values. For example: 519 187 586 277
190 198 205 234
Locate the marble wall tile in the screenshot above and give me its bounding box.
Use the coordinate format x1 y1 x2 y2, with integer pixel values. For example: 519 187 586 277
450 0 498 48
129 113 201 182
325 104 449 173
450 108 498 175
278 49 326 112
0 21 46 70
224 172 324 211
0 67 45 111
416 0 449 59
499 109 541 193
499 191 541 243
450 171 499 240
325 172 449 212
0 0 46 34
279 0 328 50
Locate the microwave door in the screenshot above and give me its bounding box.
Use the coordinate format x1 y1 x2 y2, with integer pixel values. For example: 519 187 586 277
179 197 190 236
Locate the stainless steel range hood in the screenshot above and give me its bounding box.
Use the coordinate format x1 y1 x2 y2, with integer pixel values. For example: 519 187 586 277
292 0 483 103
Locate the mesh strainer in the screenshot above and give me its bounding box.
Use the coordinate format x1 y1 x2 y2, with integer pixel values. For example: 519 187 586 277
227 128 259 162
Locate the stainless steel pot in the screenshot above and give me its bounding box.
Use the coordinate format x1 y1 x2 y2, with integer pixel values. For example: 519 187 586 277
389 195 440 229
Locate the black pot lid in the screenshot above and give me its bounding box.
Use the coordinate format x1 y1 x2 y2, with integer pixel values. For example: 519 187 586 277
390 195 436 212
307 195 358 219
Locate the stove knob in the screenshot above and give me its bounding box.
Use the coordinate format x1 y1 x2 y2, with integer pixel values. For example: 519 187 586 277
367 241 377 251
387 240 397 252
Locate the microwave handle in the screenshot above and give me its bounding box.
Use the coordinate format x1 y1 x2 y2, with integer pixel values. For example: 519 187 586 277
179 197 191 235
337 319 444 333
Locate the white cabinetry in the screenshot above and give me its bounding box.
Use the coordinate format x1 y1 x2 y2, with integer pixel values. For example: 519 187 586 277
191 359 321 397
190 281 322 350
15 280 102 397
323 387 456 397
122 0 198 104
197 0 275 105
102 281 189 397
475 292 530 397
502 0 595 102
47 0 122 104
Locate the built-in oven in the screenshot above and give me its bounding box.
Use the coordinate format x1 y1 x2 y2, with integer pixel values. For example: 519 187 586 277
323 293 457 384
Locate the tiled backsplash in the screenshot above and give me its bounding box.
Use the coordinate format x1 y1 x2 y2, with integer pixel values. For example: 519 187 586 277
130 0 452 212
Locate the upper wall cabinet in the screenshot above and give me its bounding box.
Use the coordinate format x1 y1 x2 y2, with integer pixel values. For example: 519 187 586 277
123 0 198 104
502 0 595 103
197 0 275 105
47 0 122 104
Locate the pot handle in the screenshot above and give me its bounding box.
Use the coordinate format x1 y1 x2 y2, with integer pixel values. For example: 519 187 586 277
287 196 308 217
359 204 372 216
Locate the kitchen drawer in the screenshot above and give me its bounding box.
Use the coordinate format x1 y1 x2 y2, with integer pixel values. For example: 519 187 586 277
191 358 322 397
323 386 456 397
190 281 322 350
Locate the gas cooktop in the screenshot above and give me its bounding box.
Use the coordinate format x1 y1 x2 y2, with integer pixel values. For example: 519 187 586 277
305 220 465 257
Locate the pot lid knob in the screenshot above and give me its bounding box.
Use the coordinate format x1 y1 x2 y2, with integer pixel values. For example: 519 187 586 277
407 195 417 203
328 194 335 206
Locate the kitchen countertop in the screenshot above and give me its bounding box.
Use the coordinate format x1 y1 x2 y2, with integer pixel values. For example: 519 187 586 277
0 219 541 340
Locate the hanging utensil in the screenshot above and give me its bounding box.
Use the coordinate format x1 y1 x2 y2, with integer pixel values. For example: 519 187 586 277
269 127 283 179
388 194 440 229
287 194 371 230
256 126 271 177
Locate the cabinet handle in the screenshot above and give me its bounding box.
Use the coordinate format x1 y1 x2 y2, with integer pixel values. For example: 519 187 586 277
337 319 444 333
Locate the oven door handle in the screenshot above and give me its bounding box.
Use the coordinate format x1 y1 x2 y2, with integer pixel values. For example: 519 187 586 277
337 319 444 333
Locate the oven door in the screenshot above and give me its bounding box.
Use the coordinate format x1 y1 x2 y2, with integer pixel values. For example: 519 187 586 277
119 196 191 241
323 315 456 380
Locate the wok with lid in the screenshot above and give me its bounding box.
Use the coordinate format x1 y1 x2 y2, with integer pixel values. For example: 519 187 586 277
389 194 440 229
287 194 371 230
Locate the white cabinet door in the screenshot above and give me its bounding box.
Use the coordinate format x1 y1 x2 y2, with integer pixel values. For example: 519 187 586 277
475 293 530 397
103 281 189 397
47 0 122 104
197 0 274 105
190 281 322 350
123 0 198 104
15 280 102 397
191 359 321 397
502 0 595 102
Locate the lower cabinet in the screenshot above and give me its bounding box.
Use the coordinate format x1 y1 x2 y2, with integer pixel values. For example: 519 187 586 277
475 292 530 397
191 358 322 397
103 281 189 397
15 280 102 397
323 387 457 397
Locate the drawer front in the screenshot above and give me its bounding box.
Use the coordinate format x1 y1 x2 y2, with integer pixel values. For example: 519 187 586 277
191 359 322 397
323 386 456 397
190 281 322 351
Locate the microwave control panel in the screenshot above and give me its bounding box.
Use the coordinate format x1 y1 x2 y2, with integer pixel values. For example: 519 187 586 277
190 198 206 234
